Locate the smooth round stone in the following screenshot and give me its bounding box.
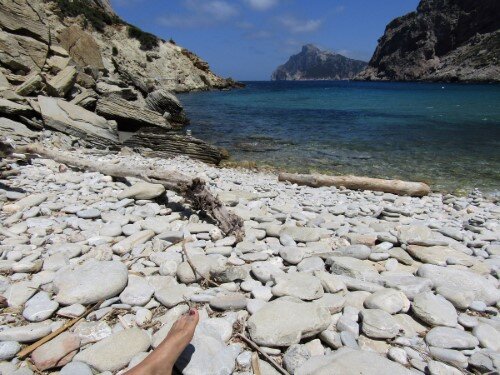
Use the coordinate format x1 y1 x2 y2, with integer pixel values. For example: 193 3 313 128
99 222 122 237
412 292 458 327
247 299 266 314
23 292 59 322
251 286 273 301
159 261 178 276
119 276 154 306
54 260 128 305
283 344 311 373
425 327 479 349
334 245 371 260
135 308 153 326
122 223 142 236
388 347 408 365
385 258 398 271
369 252 390 261
297 256 325 272
60 361 93 375
427 360 463 375
57 304 86 318
280 234 297 247
364 289 410 314
0 341 21 360
429 347 468 368
272 273 324 301
77 208 101 219
458 313 478 328
210 293 247 311
469 301 487 312
473 324 500 351
236 351 252 369
360 309 400 339
279 247 305 265
340 331 359 349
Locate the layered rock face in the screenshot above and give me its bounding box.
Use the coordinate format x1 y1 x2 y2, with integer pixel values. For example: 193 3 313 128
272 44 367 81
357 0 500 82
0 0 232 164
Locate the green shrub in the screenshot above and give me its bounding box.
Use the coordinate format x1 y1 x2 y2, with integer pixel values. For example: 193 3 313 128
127 25 159 51
52 0 120 31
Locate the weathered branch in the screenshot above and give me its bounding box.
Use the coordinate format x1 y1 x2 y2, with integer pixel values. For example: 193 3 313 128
278 172 431 197
236 333 289 375
17 144 244 240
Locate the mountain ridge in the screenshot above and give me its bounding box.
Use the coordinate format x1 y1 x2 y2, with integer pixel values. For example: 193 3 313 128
271 44 367 81
356 0 500 82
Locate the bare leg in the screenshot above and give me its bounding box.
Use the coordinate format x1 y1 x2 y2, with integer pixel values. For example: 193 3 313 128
125 309 199 375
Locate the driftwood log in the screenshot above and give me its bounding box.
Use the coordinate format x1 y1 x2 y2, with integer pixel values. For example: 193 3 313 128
18 144 244 240
278 172 431 197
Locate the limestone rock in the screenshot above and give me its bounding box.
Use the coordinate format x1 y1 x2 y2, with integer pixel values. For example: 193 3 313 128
38 96 119 148
247 298 330 347
417 264 500 305
0 117 38 142
54 260 128 305
425 327 479 349
58 26 105 70
412 292 458 327
96 96 170 130
118 181 165 200
46 66 77 97
271 273 324 301
145 89 188 125
0 0 49 43
295 348 413 375
74 327 151 372
31 332 80 371
360 309 401 339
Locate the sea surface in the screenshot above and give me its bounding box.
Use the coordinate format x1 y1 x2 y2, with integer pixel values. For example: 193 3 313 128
179 81 500 193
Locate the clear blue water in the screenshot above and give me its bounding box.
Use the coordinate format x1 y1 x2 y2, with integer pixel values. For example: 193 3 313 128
179 81 500 193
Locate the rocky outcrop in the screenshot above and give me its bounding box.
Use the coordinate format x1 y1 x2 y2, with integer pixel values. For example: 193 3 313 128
272 44 367 81
96 97 170 131
38 96 119 148
0 0 234 164
357 0 500 82
124 129 226 165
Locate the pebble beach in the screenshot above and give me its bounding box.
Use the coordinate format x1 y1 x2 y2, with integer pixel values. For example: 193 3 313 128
0 149 499 374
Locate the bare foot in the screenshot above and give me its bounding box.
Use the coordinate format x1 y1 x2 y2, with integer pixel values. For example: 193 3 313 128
125 308 199 375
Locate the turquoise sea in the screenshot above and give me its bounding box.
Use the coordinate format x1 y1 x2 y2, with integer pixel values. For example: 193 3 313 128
179 81 500 194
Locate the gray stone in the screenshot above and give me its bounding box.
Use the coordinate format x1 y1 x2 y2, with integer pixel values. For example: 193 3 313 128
0 341 21 360
54 260 128 305
360 309 401 339
60 362 93 375
0 322 52 343
412 292 458 327
46 66 77 97
327 256 379 281
429 347 468 368
279 247 305 265
155 284 191 308
280 226 323 243
295 348 413 375
112 230 155 255
334 245 371 260
417 264 500 306
23 292 58 322
425 327 479 349
210 293 247 311
119 275 154 306
272 273 324 301
248 298 330 347
283 344 311 373
117 182 165 200
473 324 500 351
364 288 410 314
74 328 151 372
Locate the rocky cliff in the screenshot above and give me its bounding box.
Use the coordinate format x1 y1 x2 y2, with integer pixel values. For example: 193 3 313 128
357 0 500 82
272 44 367 81
0 0 238 164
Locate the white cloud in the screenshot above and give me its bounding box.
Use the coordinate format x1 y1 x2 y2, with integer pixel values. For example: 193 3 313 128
157 0 238 28
243 0 279 11
278 15 322 33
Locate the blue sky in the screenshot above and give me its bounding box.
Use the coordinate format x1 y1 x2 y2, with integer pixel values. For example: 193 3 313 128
110 0 420 80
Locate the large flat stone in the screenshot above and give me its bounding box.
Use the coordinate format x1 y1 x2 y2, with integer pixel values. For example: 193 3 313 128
38 96 119 148
74 327 151 372
54 260 128 305
247 298 330 347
